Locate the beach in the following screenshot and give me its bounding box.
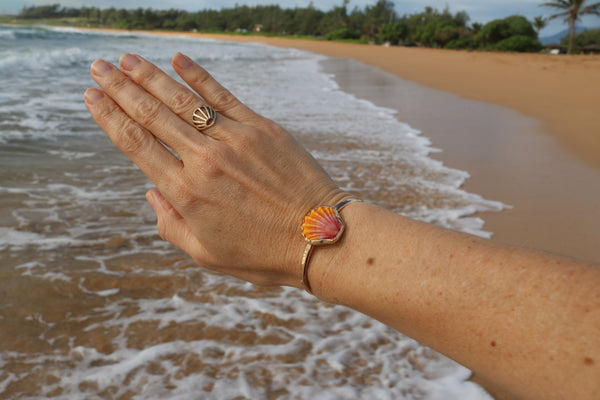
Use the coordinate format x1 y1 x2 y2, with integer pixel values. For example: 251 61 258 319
184 32 600 264
1 26 502 399
1 25 598 399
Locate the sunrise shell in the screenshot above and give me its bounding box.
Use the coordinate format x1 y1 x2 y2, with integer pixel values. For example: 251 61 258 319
302 206 345 245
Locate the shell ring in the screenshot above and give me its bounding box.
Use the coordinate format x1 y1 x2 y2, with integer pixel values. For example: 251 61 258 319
192 105 217 131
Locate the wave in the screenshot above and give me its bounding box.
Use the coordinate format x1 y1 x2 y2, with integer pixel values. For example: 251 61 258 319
0 24 83 40
0 46 90 73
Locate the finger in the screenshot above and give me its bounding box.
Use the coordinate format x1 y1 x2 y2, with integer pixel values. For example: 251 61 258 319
84 88 182 189
118 53 236 141
171 52 261 124
90 59 207 157
146 189 205 261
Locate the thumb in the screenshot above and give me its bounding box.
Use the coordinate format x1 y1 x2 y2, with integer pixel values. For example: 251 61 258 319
146 189 204 260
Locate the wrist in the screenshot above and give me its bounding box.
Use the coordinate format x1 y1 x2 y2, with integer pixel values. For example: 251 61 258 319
302 200 373 303
300 198 362 294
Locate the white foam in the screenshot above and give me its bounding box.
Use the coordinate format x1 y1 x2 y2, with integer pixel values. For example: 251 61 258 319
0 228 43 250
13 281 491 399
0 29 16 39
0 45 88 73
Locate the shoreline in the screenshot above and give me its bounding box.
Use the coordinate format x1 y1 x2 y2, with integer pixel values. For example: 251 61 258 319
320 58 600 264
171 31 600 170
78 27 600 263
76 28 600 167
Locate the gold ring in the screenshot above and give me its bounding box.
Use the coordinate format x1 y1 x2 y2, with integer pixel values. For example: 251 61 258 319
192 106 217 131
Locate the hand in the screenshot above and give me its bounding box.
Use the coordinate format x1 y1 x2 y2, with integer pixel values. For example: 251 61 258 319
85 52 350 287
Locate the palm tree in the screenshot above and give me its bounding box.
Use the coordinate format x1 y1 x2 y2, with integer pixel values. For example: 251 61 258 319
533 16 548 37
540 0 600 54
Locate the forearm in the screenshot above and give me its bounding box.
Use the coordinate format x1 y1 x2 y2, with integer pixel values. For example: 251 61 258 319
308 202 600 400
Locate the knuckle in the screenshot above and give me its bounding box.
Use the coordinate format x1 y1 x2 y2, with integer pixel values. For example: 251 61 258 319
171 90 198 115
119 120 149 154
167 172 197 208
105 74 129 93
172 185 199 212
136 65 161 87
260 121 294 146
95 101 120 122
190 67 213 90
211 88 238 112
189 70 237 111
134 97 163 127
200 148 228 179
202 163 225 181
234 127 261 149
272 125 294 144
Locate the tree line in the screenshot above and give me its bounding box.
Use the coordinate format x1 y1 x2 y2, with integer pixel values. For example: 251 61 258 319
14 1 600 53
17 1 396 39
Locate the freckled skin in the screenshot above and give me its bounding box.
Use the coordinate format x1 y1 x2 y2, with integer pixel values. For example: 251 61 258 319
584 357 595 366
315 203 600 400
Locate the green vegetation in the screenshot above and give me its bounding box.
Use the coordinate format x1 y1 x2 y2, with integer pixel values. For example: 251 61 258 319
403 7 470 48
323 28 361 41
540 0 600 54
475 15 540 52
493 35 542 52
561 27 600 52
4 1 599 53
476 15 536 45
10 1 381 40
533 15 548 35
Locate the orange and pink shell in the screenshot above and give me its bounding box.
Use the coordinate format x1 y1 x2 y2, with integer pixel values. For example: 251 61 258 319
301 206 345 245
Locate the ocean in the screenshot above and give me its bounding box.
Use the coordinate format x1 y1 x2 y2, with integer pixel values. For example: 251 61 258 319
0 25 502 399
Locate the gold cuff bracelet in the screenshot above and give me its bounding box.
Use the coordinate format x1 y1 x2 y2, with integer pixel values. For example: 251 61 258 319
300 198 361 294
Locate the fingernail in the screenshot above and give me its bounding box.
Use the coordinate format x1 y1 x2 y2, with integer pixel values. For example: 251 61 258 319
84 88 104 105
91 59 114 77
146 191 157 211
120 53 141 71
173 53 193 69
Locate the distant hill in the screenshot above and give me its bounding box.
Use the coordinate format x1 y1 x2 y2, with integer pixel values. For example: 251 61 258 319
540 26 595 44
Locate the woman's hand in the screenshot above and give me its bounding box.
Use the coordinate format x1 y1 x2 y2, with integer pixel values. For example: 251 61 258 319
85 52 349 287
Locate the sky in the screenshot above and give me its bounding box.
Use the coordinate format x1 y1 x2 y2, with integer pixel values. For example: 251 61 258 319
2 0 600 36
